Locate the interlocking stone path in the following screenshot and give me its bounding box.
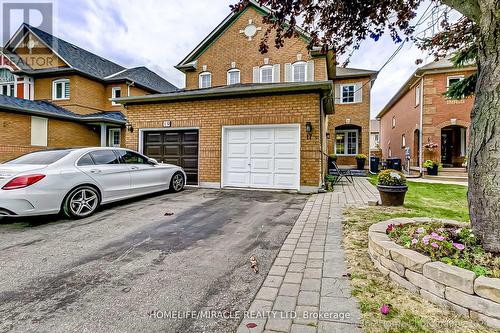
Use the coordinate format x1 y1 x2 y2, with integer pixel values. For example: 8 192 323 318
237 178 379 333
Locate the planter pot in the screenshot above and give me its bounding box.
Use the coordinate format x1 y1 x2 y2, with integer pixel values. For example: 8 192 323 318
377 185 408 206
356 159 366 170
427 165 439 176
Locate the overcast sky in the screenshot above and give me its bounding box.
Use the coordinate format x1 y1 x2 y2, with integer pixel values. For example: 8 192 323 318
2 0 452 118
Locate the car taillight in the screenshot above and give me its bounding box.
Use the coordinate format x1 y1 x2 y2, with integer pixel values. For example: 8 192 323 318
2 174 46 190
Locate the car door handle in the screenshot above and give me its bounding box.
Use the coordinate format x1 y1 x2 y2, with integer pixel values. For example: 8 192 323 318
90 169 101 174
130 166 139 170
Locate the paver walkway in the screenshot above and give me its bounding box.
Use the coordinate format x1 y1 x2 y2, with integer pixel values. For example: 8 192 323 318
237 178 379 333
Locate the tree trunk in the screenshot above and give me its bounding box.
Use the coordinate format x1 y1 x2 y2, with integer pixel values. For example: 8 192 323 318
468 0 500 252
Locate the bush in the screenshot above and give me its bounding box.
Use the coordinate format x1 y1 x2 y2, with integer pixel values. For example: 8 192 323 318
329 154 337 160
378 169 406 186
423 160 442 169
355 154 367 160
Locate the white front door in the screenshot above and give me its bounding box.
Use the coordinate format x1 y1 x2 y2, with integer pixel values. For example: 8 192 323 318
223 125 300 190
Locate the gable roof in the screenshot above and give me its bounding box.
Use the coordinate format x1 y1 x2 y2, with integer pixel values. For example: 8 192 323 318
335 67 378 79
104 67 178 93
5 24 177 93
376 58 477 119
0 94 126 124
176 0 312 71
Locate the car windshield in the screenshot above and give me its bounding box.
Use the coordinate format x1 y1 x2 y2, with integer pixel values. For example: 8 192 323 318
5 149 74 165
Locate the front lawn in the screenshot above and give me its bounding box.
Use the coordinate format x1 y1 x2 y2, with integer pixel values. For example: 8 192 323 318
343 179 495 333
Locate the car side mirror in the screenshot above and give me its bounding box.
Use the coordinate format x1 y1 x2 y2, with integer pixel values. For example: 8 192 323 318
148 158 159 165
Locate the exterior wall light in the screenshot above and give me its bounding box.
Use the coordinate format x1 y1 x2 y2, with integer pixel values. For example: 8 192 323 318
306 122 313 139
125 122 134 133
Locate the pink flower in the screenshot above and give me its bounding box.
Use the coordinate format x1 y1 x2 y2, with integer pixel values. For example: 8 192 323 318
416 227 425 234
431 232 446 241
386 224 395 234
431 242 439 248
453 243 465 250
380 304 390 315
422 235 430 245
411 239 418 245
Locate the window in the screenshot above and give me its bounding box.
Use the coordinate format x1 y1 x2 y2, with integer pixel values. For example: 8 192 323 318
90 150 120 165
0 68 15 97
53 79 70 100
111 87 121 106
402 134 406 147
227 69 240 85
6 149 73 165
447 75 464 89
31 116 48 146
335 130 358 155
392 116 396 128
292 62 306 82
199 72 212 89
260 65 273 83
108 129 121 147
116 150 148 164
415 85 421 106
341 84 355 103
77 153 95 166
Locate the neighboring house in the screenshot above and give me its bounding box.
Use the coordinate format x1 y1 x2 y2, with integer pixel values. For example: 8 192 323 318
0 23 177 162
117 0 376 192
377 59 476 169
370 119 380 149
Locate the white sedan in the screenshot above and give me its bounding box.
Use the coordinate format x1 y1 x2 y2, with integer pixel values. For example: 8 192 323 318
0 147 186 219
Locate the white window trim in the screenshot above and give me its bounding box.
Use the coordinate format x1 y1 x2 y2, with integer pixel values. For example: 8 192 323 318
199 72 212 89
415 84 421 106
111 87 121 106
339 84 356 104
226 69 240 85
334 129 359 156
108 128 121 147
447 75 464 88
292 61 307 83
260 65 274 83
52 79 70 100
402 134 406 147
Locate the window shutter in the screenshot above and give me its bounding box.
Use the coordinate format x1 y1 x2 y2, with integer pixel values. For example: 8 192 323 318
306 60 314 81
273 64 280 83
65 82 70 98
354 82 363 103
284 63 293 82
334 84 341 104
253 66 260 83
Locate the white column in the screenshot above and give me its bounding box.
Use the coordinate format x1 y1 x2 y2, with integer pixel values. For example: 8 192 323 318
100 124 107 147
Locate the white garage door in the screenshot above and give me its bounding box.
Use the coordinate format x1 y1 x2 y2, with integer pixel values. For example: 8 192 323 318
223 125 300 190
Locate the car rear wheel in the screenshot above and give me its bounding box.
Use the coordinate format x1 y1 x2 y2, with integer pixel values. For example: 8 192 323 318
63 186 100 219
170 172 185 192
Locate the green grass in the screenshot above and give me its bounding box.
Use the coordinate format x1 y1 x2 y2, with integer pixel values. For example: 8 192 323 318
367 175 469 222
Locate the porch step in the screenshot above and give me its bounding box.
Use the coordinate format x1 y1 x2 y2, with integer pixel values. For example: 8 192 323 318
423 174 468 182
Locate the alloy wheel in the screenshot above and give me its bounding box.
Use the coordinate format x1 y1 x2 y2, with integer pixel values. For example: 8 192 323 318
69 188 99 217
172 173 184 192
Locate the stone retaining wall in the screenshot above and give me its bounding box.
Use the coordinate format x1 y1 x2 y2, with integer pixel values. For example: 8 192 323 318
368 217 500 329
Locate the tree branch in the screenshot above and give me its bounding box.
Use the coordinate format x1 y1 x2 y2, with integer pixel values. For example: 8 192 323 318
440 0 480 23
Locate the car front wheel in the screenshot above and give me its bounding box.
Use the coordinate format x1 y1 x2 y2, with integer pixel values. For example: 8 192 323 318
63 186 100 219
170 172 185 192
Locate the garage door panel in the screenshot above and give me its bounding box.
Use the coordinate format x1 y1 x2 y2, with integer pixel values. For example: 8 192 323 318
275 143 298 156
182 158 198 169
164 145 181 156
183 132 198 142
145 145 161 156
146 133 162 143
251 143 273 156
223 126 299 190
164 132 181 143
182 144 198 155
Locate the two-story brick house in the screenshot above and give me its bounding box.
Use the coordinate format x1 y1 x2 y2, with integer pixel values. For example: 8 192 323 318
377 59 476 170
117 1 376 192
0 24 177 162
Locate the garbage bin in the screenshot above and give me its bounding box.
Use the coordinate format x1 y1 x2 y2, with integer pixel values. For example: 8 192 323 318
370 156 380 174
387 158 402 171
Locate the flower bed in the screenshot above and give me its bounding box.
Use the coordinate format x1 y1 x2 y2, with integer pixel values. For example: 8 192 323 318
368 217 500 329
387 221 500 278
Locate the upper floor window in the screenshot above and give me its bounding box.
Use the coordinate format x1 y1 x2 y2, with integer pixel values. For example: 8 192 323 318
260 65 274 83
392 116 396 128
111 87 121 106
402 134 406 147
447 75 464 90
227 69 240 85
199 72 212 89
0 68 15 97
53 79 70 100
341 84 355 103
415 84 421 106
292 62 307 82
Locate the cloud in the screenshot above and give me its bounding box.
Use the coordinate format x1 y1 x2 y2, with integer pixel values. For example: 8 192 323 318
46 0 452 118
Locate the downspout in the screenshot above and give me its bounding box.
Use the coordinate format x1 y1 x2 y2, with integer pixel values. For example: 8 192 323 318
417 74 424 177
319 94 333 190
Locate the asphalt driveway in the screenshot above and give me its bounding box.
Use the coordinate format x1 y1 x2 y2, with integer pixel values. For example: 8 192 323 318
0 188 307 333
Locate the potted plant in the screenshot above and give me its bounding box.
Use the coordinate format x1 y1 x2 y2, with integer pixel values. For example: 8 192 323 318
423 160 441 176
355 154 367 170
376 169 408 206
324 174 336 191
328 154 337 169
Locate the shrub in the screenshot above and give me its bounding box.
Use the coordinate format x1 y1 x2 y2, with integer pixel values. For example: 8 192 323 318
423 160 443 169
329 154 338 160
377 169 406 186
355 154 367 160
